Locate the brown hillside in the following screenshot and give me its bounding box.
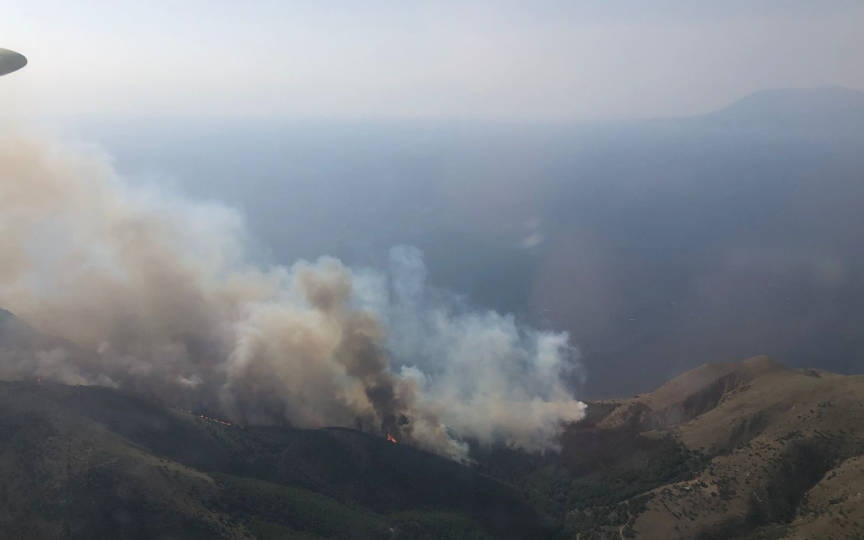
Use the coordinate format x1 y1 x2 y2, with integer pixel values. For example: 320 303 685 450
563 356 864 539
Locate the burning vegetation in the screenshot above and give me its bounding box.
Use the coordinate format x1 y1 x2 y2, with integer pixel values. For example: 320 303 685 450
197 413 233 427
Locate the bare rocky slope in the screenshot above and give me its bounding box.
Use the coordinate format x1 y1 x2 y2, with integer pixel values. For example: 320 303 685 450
538 356 864 539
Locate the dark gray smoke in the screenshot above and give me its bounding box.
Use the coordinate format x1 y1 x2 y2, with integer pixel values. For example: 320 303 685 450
0 125 585 459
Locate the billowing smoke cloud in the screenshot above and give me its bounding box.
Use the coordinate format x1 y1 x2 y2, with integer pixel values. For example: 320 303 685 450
0 125 585 459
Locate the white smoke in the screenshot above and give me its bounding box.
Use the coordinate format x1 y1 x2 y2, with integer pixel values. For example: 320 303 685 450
0 125 585 460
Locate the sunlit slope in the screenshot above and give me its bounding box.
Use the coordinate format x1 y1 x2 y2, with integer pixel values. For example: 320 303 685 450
580 356 864 539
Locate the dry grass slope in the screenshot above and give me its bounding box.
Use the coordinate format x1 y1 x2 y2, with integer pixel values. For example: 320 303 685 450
581 356 864 539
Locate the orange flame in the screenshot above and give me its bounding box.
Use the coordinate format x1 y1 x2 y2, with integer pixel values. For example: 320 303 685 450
197 413 232 427
386 433 397 444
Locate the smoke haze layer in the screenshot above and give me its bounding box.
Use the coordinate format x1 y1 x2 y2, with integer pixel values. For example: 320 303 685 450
0 125 585 459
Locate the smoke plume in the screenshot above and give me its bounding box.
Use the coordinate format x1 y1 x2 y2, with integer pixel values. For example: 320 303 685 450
0 125 585 459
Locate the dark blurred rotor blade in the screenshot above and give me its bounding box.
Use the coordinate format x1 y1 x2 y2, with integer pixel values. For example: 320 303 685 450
0 48 27 77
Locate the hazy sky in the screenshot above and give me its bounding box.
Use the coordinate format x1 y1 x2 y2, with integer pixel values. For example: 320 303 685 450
2 1 863 119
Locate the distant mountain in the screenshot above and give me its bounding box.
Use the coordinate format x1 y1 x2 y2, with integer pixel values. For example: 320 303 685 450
0 310 93 385
698 86 864 134
0 307 42 346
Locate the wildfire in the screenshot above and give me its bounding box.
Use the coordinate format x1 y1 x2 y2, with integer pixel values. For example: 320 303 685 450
197 413 232 427
386 433 398 444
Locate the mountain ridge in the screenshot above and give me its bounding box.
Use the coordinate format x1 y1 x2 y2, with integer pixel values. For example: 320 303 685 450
695 86 864 134
2 308 864 538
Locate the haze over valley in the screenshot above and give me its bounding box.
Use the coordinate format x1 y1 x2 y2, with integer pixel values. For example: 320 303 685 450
71 86 864 398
